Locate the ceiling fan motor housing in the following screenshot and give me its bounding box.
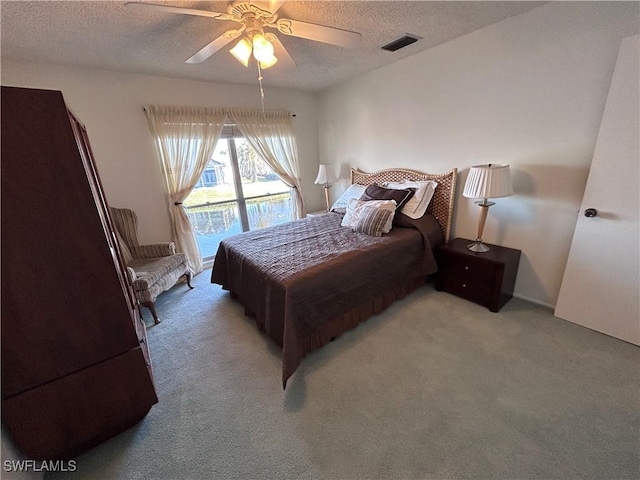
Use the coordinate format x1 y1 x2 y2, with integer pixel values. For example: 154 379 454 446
230 2 276 23
244 16 267 39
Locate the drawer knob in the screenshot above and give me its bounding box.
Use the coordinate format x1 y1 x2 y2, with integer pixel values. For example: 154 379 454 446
464 266 469 270
462 283 467 288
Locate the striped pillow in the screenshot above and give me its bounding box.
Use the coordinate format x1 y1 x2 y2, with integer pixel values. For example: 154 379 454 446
352 206 393 237
341 198 396 233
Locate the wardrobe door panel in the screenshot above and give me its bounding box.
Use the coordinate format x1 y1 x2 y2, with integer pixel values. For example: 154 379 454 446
68 113 138 312
1 348 157 460
1 87 139 398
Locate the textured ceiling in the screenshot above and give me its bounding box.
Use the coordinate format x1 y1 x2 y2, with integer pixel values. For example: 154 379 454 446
1 1 545 92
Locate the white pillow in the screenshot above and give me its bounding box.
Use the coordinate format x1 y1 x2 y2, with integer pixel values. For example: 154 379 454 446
341 198 396 233
330 184 367 214
383 180 438 219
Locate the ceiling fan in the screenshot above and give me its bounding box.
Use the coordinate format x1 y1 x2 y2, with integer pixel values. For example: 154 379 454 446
126 1 362 70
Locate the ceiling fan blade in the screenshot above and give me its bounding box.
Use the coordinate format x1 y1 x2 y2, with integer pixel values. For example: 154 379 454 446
266 34 296 70
125 2 232 20
185 33 239 64
276 19 361 48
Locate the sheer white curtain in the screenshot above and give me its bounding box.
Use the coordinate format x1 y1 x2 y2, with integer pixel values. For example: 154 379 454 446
227 108 306 219
144 105 226 274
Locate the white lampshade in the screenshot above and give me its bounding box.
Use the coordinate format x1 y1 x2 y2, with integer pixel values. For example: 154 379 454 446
463 164 513 199
230 35 278 69
259 55 278 69
314 164 338 185
230 38 252 67
252 34 275 63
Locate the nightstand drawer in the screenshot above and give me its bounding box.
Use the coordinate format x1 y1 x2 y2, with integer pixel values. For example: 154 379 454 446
444 256 498 285
436 238 521 312
438 255 498 305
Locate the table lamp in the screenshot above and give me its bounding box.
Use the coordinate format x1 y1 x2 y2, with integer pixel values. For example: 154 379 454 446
463 164 513 252
314 164 338 212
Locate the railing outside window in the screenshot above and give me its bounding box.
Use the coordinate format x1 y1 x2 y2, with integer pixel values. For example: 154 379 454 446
185 192 291 259
184 134 292 261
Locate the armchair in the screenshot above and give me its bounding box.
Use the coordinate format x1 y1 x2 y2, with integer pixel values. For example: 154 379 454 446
109 207 193 324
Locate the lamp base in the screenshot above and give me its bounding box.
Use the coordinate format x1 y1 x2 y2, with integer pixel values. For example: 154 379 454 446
467 239 490 252
323 185 331 212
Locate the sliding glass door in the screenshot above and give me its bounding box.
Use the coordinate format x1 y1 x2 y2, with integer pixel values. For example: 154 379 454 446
184 130 291 260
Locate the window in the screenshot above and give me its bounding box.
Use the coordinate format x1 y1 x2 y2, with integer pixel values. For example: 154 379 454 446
184 126 292 260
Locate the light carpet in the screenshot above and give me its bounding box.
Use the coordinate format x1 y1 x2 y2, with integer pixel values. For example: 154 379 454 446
47 269 639 480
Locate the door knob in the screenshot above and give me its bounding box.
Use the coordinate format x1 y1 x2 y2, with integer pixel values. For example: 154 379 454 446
584 208 598 218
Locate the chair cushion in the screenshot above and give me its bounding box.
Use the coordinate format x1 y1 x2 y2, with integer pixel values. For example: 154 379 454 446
129 254 187 292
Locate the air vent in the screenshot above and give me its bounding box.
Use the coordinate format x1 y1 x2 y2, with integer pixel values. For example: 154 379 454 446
380 34 421 52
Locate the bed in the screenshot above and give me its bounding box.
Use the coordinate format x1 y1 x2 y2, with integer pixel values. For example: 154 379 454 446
211 167 457 387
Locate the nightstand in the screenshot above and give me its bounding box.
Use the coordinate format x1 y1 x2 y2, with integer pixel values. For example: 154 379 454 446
436 238 521 312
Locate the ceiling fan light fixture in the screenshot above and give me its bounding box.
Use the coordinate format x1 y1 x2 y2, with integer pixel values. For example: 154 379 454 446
230 38 252 67
252 33 275 63
259 55 278 69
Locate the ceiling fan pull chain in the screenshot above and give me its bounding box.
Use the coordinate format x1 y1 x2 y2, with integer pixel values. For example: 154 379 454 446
257 62 266 116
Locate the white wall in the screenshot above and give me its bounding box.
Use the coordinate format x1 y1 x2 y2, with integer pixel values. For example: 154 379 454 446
1 62 324 245
317 1 639 307
2 2 638 306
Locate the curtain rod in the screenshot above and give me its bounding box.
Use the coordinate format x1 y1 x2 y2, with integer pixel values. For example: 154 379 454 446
141 106 296 117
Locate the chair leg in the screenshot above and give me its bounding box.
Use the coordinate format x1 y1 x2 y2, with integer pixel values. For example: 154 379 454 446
184 272 194 289
142 301 160 325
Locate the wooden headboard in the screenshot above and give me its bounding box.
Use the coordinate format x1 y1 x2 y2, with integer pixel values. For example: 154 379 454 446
350 167 458 243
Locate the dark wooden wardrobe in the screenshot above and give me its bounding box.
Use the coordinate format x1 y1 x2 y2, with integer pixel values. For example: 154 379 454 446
1 86 157 459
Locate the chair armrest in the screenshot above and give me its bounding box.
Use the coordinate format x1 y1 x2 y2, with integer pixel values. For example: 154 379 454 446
126 266 137 283
133 242 176 258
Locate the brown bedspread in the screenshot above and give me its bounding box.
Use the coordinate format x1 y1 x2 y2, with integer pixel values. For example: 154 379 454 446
211 211 442 387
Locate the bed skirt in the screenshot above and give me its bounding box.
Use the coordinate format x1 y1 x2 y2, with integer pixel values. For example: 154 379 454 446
231 275 427 388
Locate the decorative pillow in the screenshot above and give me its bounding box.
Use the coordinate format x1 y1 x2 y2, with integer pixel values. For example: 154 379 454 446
352 206 393 237
359 183 415 211
341 198 396 233
383 180 438 219
330 183 367 214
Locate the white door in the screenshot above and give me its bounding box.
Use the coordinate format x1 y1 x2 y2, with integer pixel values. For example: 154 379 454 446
555 35 639 345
